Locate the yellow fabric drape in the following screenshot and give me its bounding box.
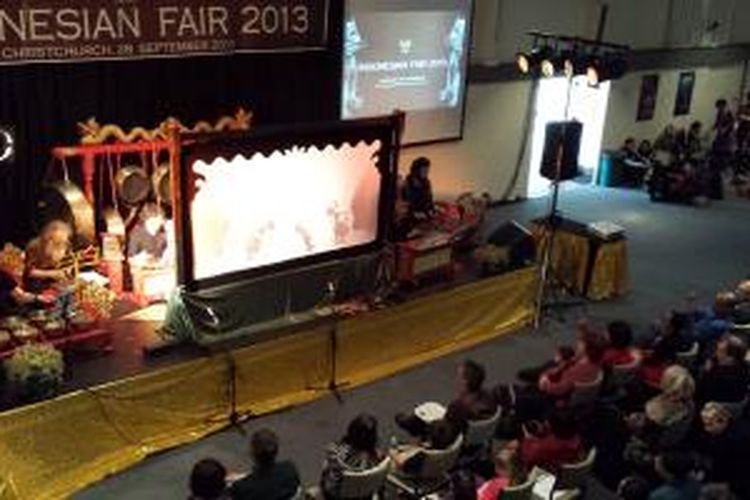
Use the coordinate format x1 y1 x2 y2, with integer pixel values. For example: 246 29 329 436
0 268 536 500
533 223 628 301
587 239 628 301
533 225 590 295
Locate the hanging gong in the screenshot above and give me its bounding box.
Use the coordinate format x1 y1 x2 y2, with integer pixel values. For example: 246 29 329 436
37 181 95 246
115 165 150 205
152 163 172 205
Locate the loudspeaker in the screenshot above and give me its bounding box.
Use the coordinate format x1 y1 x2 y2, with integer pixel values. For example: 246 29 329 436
540 121 583 181
487 220 535 269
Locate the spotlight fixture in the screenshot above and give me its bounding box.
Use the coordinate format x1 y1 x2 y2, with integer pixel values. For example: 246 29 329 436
587 52 628 86
516 32 629 83
516 45 554 76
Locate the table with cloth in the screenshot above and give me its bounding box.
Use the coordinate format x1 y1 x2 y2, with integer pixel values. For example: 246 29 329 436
531 217 628 301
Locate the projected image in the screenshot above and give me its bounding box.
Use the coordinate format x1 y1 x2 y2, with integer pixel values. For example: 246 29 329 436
190 142 383 280
342 0 472 144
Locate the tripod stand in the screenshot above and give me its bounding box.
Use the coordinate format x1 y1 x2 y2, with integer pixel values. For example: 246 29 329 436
533 79 587 330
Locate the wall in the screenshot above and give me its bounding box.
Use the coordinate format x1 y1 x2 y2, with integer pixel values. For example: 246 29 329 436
399 80 534 201
602 62 746 149
405 62 746 202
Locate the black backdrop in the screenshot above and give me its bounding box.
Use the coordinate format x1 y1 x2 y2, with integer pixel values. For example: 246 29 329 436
0 2 343 246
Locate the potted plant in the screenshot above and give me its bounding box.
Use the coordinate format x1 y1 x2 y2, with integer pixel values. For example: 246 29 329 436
5 343 64 403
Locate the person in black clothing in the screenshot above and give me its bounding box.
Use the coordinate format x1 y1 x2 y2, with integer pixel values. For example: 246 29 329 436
697 402 750 498
396 360 496 438
696 334 749 404
189 458 228 500
230 428 301 500
402 157 435 221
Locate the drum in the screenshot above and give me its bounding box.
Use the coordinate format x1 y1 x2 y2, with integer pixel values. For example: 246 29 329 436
115 165 150 206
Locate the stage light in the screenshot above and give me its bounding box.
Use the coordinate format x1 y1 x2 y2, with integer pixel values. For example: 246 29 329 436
517 46 554 76
586 52 628 86
516 51 531 74
586 56 603 86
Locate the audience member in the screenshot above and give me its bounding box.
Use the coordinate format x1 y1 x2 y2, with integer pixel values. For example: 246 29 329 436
617 476 651 500
517 410 585 473
696 335 749 404
692 292 737 345
638 140 655 163
733 280 750 324
686 121 705 161
516 345 576 385
622 137 648 165
654 125 676 155
397 360 496 438
603 320 638 369
627 365 695 448
649 452 700 500
190 458 229 500
696 402 750 498
230 429 301 500
538 326 606 397
497 325 605 422
712 99 736 170
476 443 524 500
320 414 384 498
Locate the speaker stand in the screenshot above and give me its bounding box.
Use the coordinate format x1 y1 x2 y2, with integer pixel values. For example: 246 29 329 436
533 112 588 330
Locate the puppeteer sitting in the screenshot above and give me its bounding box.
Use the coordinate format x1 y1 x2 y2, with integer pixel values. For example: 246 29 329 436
403 156 436 221
395 157 436 241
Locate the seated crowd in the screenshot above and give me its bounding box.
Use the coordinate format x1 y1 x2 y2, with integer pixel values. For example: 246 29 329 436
616 96 750 202
187 279 750 500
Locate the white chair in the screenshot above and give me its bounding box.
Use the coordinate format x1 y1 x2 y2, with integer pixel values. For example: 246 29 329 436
555 447 597 495
498 467 542 500
464 406 502 449
676 342 699 369
568 372 603 409
386 434 463 498
309 457 392 499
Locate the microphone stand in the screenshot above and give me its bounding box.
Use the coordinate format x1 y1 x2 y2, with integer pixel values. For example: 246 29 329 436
307 280 350 402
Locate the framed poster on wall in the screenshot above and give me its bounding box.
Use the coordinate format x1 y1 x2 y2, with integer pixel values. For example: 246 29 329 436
636 74 659 121
674 71 696 116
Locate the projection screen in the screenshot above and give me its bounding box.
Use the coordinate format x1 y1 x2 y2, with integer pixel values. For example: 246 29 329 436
341 0 473 145
177 118 400 289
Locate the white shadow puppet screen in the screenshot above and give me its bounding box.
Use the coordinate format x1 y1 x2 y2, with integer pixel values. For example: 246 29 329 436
190 141 383 280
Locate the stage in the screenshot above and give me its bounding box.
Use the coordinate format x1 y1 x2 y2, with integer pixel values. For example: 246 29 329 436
0 265 535 500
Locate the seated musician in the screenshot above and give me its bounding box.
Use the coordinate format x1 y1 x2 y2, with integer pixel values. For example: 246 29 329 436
127 203 167 268
128 204 171 302
403 157 436 222
24 220 74 294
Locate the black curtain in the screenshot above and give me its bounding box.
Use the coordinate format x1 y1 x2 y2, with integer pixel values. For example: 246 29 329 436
0 1 343 246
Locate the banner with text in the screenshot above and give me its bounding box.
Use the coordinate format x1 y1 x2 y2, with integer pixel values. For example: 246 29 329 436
0 0 329 65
